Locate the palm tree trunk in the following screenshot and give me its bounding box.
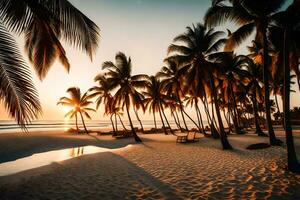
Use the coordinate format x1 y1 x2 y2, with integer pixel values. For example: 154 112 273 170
174 111 182 131
182 108 200 132
118 115 127 131
196 100 207 135
110 115 117 136
158 105 168 135
114 114 118 132
209 73 232 149
176 89 188 131
252 94 264 136
230 86 243 134
201 97 212 128
79 111 88 134
160 102 174 135
134 108 144 132
283 29 300 172
125 95 142 142
153 109 157 130
262 21 280 145
75 113 79 133
172 113 181 129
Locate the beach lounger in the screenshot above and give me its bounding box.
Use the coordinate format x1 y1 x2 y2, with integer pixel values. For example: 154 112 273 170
176 132 198 143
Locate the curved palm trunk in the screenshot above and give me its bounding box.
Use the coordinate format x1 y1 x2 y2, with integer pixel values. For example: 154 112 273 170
210 98 220 139
174 111 183 131
134 108 144 132
182 108 200 132
125 95 142 142
283 29 300 173
118 115 127 131
196 100 207 135
230 86 243 134
160 102 174 135
158 105 168 135
176 89 188 131
110 115 117 136
79 111 88 134
251 95 264 136
114 114 118 132
152 109 157 130
262 22 280 145
209 73 232 149
201 97 212 128
171 111 180 129
75 113 79 133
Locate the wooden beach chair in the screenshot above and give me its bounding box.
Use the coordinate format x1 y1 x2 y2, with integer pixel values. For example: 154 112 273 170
176 132 197 143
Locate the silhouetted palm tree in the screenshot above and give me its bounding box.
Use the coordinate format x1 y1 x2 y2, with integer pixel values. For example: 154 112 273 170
167 23 232 149
205 0 284 145
157 59 190 131
102 52 148 142
0 0 100 127
57 87 95 134
143 75 173 134
270 1 300 173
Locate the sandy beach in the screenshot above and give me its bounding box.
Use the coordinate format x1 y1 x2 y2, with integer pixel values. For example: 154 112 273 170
0 130 299 200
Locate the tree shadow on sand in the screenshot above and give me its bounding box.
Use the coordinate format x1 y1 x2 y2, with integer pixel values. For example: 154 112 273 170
0 152 181 200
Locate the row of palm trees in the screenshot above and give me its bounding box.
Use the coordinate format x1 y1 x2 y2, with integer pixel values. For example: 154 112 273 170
57 0 300 173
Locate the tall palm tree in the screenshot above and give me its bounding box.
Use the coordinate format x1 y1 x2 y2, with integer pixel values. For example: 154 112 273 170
0 0 100 127
143 75 172 135
213 52 251 134
157 59 190 131
167 23 232 149
89 75 116 132
246 61 265 135
57 87 95 134
205 0 284 145
269 1 300 173
102 52 148 142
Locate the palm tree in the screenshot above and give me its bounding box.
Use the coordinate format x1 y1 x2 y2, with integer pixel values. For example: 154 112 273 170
213 52 251 134
246 61 265 136
269 1 300 172
143 75 172 135
102 52 148 142
157 59 190 131
0 0 100 128
167 23 232 149
57 87 95 134
205 0 284 145
89 75 117 134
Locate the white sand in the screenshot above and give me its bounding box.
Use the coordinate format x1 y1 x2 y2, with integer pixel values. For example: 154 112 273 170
0 131 300 199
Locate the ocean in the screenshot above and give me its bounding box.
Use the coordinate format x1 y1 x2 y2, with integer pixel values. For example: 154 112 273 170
0 120 205 134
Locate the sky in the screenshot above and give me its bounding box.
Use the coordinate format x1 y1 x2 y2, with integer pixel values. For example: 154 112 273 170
0 0 299 121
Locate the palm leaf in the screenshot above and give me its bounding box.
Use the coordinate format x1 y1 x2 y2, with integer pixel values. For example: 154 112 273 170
0 23 41 127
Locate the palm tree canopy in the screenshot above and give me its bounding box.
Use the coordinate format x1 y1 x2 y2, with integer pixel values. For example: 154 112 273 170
102 52 148 110
204 0 285 51
57 87 95 119
0 0 100 79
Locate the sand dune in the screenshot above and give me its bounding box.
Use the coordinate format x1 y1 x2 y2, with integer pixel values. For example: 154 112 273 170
0 131 299 199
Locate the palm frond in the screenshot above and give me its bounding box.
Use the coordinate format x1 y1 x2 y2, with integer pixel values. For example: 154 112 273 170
0 23 41 127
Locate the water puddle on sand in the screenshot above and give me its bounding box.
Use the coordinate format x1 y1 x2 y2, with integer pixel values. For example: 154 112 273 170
0 145 132 176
